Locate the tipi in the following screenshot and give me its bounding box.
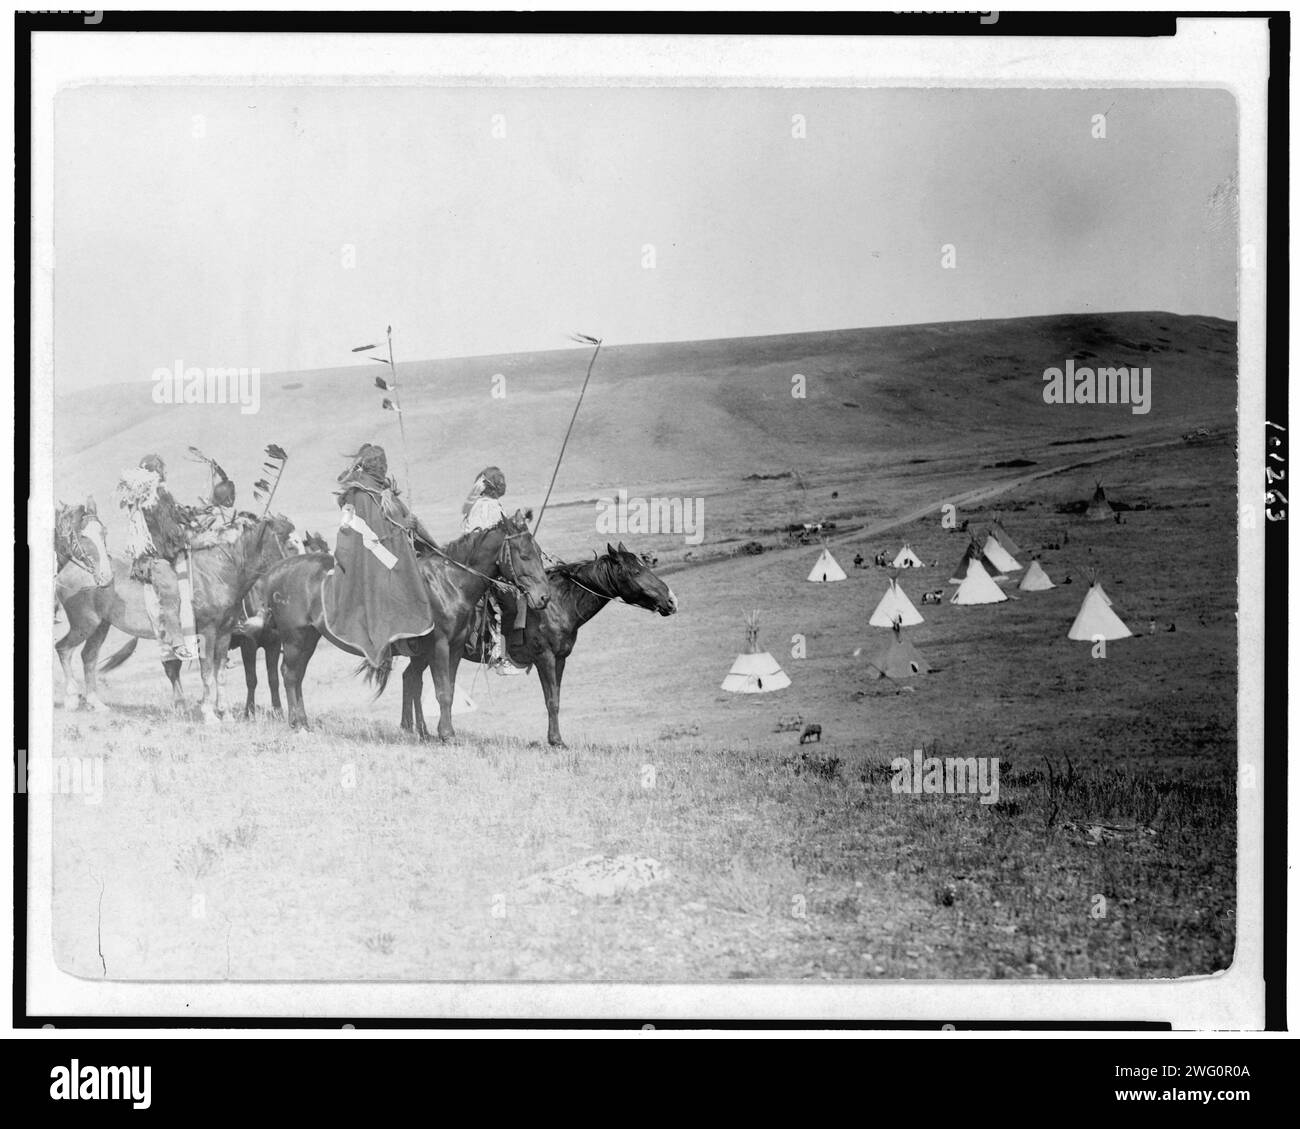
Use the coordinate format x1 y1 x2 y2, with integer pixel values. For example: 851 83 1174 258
807 546 847 583
949 537 1005 585
1018 559 1055 591
869 577 924 627
950 557 1008 605
891 543 926 569
1068 576 1131 641
981 532 1022 573
722 611 791 693
865 619 930 680
1085 482 1115 522
991 516 1022 557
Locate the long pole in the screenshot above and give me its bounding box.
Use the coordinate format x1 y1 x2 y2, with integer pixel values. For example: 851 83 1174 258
534 337 602 536
261 455 287 517
387 326 414 508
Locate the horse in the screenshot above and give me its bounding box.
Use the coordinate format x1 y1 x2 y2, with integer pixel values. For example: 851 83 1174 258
263 511 550 735
397 541 677 747
53 499 116 710
96 525 325 717
56 515 296 721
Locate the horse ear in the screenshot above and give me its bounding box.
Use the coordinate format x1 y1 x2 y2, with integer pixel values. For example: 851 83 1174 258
606 542 616 557
84 495 97 515
617 541 629 555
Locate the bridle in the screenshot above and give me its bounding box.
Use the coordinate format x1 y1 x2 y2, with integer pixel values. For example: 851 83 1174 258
552 553 660 612
424 526 536 598
59 510 110 585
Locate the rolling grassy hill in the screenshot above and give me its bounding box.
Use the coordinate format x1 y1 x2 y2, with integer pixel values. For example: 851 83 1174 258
54 311 1235 556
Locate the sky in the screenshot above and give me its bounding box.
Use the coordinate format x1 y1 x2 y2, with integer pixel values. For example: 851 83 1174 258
53 85 1237 389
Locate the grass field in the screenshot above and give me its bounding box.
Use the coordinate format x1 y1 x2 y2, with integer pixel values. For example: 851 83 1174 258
47 313 1238 981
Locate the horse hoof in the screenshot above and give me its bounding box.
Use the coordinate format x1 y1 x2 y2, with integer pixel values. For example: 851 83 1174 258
202 712 221 727
549 740 567 749
86 697 109 713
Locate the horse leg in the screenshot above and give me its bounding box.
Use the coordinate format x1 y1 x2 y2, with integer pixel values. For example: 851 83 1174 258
164 658 186 711
264 638 283 715
430 636 456 742
240 635 259 717
281 629 320 730
402 657 427 740
536 651 564 748
80 618 113 711
197 638 221 726
213 632 235 720
55 623 88 710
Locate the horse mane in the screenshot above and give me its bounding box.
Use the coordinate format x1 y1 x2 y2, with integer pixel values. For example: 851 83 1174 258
54 503 85 550
429 514 521 563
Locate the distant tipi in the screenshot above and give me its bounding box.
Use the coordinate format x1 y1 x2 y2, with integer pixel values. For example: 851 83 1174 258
981 531 1022 574
1068 575 1132 641
991 516 1022 558
807 546 847 583
892 543 926 569
949 537 1005 585
869 577 924 627
1018 559 1055 591
722 611 791 693
864 619 931 680
1085 481 1115 522
950 557 1008 605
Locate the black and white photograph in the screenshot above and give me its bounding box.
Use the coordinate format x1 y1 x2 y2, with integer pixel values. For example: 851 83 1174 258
21 14 1278 1036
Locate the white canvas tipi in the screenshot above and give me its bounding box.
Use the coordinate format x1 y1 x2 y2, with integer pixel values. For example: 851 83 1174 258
981 532 1021 573
950 557 1008 605
1018 559 1055 591
807 547 847 583
1068 581 1131 641
949 538 1005 585
891 543 926 569
869 577 924 627
722 611 791 693
991 517 1022 558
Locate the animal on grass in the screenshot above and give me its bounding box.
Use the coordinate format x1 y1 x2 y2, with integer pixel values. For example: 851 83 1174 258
799 723 822 744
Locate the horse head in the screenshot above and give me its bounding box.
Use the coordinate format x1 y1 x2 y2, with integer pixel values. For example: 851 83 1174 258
303 529 330 554
606 541 677 616
499 510 550 611
56 496 112 586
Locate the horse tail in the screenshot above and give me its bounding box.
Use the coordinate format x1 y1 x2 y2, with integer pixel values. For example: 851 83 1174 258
355 655 393 699
99 636 139 673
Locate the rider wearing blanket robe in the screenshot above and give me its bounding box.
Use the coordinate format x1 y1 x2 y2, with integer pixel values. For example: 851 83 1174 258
322 443 438 667
461 465 522 665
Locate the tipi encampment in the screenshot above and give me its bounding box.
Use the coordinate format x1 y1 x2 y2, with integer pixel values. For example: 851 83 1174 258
722 611 791 693
891 543 926 569
1018 559 1055 591
869 577 924 627
807 546 847 583
981 532 1021 573
1068 578 1131 641
1085 482 1115 522
950 557 1008 605
949 537 1005 585
864 619 931 680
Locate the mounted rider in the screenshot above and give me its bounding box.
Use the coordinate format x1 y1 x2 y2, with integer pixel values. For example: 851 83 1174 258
462 465 528 664
321 443 438 667
115 453 200 660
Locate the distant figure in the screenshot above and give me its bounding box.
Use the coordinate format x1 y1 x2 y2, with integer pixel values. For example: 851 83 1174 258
853 553 865 569
831 491 839 499
799 723 822 744
1149 619 1156 635
1166 622 1177 633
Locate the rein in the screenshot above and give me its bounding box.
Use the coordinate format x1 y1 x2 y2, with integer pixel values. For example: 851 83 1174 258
552 558 644 610
59 514 108 583
423 529 530 596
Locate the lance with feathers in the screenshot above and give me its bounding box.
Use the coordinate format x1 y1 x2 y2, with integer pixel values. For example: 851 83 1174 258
352 326 414 505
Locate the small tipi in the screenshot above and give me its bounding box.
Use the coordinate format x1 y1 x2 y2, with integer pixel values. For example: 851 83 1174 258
1068 575 1131 641
891 543 926 569
991 516 1022 558
807 546 847 583
1085 481 1115 522
1018 559 1055 591
981 532 1022 574
868 577 924 627
865 619 930 680
950 557 1008 605
949 537 1005 585
722 611 791 693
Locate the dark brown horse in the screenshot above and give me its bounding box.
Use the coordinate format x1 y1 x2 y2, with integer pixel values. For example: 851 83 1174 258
99 528 329 717
263 511 550 734
398 542 677 746
56 515 295 720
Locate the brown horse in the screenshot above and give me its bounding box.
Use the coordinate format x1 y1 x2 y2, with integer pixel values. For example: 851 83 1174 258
56 515 295 720
263 511 550 734
397 541 677 746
